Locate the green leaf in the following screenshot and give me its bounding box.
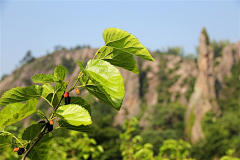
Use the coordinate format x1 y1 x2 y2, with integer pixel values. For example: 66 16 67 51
0 99 38 127
76 60 85 71
32 73 60 84
56 104 92 126
103 28 154 61
54 65 68 82
41 83 54 98
22 123 45 141
98 47 139 74
0 132 13 148
96 28 154 73
36 110 48 120
80 59 124 110
58 120 92 134
0 85 41 107
27 133 53 160
70 97 91 115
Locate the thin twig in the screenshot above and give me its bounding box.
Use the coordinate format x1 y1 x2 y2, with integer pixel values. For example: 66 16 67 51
21 79 70 160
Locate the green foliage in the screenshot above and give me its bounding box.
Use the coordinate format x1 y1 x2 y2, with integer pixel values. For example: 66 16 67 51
0 99 38 127
0 85 41 107
22 123 45 141
36 110 48 121
0 28 154 159
56 104 92 126
211 39 230 58
158 139 191 160
20 50 35 66
97 28 154 74
201 27 210 45
49 131 104 160
79 59 125 110
57 120 92 134
120 117 155 160
27 133 54 160
0 132 13 148
220 149 240 160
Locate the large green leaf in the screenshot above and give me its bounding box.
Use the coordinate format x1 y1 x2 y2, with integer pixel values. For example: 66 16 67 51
27 133 53 160
0 132 12 148
98 47 139 74
32 73 60 84
58 120 92 134
0 99 38 127
54 65 68 82
56 104 92 126
22 123 45 141
0 85 41 107
70 97 91 115
80 59 125 110
97 28 154 73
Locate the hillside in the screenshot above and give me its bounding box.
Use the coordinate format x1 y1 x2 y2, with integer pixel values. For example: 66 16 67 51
1 29 240 159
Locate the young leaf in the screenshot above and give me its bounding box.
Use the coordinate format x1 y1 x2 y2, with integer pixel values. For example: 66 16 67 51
80 59 124 110
70 97 91 115
76 60 85 71
98 47 139 74
27 133 53 160
103 28 154 61
0 132 13 148
0 85 41 107
56 104 92 126
36 110 48 121
58 120 93 134
96 28 154 73
54 65 68 82
22 123 45 141
41 83 54 98
0 99 38 127
32 73 60 84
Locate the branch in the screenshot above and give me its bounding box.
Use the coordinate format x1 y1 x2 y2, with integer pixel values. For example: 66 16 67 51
21 80 70 160
21 126 47 160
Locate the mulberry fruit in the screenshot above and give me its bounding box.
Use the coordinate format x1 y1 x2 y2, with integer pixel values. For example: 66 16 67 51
13 147 19 152
17 148 25 155
46 122 53 132
76 89 81 95
65 97 71 105
49 120 54 125
64 92 69 98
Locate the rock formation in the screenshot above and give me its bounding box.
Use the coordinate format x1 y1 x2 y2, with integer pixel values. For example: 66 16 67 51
185 29 220 143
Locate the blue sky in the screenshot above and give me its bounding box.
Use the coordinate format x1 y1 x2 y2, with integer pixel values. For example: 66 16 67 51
1 0 239 77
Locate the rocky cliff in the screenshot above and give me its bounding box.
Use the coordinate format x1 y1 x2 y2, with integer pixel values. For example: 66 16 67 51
1 30 239 142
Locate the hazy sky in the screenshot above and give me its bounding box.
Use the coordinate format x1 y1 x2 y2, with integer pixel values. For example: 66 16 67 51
1 0 239 77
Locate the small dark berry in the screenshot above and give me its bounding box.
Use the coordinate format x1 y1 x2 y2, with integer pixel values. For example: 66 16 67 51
17 148 25 155
65 97 71 105
46 122 53 132
64 92 69 98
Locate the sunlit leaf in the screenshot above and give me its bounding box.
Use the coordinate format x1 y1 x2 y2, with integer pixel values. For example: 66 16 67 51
0 99 38 127
56 104 92 126
58 120 92 134
80 59 124 110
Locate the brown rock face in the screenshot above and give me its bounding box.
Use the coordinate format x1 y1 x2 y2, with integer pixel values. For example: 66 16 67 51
185 31 220 143
113 68 141 126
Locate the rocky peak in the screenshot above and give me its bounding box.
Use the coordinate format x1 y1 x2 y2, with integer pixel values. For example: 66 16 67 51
185 30 220 143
